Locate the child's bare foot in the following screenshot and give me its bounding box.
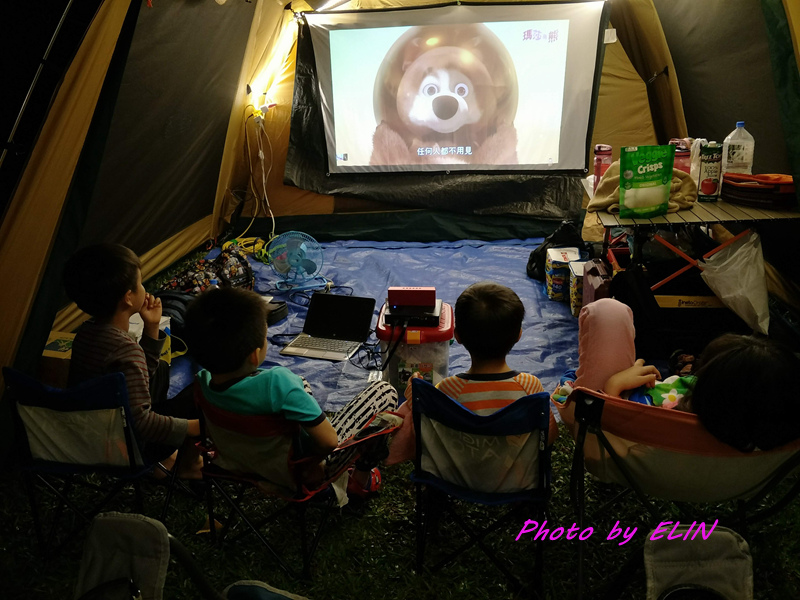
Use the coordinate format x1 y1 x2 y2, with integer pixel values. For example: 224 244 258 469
176 454 203 480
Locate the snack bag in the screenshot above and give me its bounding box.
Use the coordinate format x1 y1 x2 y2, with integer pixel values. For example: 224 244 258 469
619 145 675 218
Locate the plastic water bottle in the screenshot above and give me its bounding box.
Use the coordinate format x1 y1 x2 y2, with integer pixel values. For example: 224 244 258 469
722 121 755 175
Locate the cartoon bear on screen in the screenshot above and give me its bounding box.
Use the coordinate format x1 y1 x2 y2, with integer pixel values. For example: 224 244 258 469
370 24 519 166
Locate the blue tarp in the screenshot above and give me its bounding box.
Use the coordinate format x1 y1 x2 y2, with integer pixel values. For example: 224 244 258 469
169 238 579 411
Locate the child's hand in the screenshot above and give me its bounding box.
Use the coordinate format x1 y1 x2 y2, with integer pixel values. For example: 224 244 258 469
604 359 660 398
139 293 162 339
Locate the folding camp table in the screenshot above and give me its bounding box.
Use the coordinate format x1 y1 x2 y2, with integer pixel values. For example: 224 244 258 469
596 200 800 290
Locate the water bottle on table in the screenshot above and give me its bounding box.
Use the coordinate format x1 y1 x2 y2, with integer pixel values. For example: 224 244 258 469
722 121 755 175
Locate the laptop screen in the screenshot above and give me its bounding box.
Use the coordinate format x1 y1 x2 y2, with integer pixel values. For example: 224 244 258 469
302 293 376 341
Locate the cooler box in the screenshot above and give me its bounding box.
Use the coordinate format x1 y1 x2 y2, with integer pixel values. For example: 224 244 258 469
376 302 454 395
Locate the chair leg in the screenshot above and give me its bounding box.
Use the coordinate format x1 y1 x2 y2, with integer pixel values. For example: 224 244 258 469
299 504 310 579
415 482 428 573
23 472 46 555
206 476 217 545
303 493 335 578
600 548 643 600
533 506 545 600
436 504 523 591
207 478 297 577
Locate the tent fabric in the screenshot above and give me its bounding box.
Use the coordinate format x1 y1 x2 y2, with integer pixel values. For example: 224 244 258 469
609 0 687 143
763 0 800 207
77 0 255 254
587 31 658 161
0 0 132 388
653 0 792 175
783 0 800 66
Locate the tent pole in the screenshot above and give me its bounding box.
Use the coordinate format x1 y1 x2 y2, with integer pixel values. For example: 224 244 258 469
0 0 76 170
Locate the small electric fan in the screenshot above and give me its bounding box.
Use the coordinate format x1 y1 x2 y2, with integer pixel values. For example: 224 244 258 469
266 231 327 291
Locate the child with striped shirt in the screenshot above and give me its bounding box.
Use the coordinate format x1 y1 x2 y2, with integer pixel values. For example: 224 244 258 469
386 281 558 464
64 244 201 474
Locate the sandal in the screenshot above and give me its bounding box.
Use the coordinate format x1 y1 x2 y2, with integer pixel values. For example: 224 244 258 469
346 467 382 499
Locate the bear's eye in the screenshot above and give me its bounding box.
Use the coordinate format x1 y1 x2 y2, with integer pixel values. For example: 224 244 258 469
423 83 439 96
455 83 469 97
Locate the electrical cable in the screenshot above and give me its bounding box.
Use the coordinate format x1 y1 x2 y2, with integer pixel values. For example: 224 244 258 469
380 319 408 372
255 118 276 241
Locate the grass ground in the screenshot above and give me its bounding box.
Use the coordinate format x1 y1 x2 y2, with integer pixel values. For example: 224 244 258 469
1 424 799 599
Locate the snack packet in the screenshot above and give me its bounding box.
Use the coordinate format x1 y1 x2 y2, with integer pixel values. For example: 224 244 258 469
619 145 675 218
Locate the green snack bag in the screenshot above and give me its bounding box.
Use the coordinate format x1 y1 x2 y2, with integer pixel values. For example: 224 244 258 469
619 145 675 218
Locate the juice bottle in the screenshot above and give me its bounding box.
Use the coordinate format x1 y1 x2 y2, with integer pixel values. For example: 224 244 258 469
698 142 722 202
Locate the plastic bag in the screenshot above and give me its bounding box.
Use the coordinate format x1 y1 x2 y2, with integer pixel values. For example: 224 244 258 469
689 137 708 185
700 232 769 334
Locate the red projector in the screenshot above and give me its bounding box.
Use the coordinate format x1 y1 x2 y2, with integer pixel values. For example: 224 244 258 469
387 286 436 308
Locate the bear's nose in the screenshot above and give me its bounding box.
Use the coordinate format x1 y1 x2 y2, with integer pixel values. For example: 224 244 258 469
433 95 458 120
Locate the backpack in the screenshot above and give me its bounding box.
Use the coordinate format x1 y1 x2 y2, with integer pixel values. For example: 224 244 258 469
526 220 591 280
159 249 254 294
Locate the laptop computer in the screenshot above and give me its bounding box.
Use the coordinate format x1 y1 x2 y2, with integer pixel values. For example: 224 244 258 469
280 293 376 361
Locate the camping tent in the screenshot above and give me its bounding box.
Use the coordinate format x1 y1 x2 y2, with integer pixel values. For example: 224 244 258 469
0 0 798 384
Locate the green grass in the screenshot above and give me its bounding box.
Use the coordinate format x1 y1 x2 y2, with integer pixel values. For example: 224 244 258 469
1 426 799 599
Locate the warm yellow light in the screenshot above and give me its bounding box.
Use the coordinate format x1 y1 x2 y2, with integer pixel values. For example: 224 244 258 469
460 49 475 64
425 37 440 47
249 20 297 107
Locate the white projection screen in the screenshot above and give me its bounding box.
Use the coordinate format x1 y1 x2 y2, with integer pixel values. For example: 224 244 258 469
304 2 609 174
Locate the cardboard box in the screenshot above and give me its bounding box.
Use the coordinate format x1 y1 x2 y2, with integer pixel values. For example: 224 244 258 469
38 331 75 389
569 261 588 317
546 247 581 301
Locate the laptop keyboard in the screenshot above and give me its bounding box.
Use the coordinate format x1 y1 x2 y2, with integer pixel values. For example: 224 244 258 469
289 336 357 352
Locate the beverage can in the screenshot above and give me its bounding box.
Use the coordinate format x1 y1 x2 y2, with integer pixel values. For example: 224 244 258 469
698 142 722 202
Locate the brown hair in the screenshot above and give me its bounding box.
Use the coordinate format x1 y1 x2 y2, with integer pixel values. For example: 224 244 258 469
62 244 141 319
184 287 268 374
690 334 800 451
454 281 524 361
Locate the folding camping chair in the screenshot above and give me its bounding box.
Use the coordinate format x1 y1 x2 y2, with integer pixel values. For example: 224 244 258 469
557 386 800 599
3 367 183 558
74 512 308 600
410 378 552 595
195 388 401 579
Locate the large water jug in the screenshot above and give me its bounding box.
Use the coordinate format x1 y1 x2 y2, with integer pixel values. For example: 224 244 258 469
722 121 755 174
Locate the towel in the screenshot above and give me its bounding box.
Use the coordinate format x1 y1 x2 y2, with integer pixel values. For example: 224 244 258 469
588 160 698 214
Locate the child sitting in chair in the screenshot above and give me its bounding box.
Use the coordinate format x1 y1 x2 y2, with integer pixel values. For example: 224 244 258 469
64 244 201 475
561 298 800 452
387 281 559 464
183 287 398 497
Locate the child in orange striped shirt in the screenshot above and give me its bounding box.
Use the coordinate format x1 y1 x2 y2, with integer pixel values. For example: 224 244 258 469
386 281 558 464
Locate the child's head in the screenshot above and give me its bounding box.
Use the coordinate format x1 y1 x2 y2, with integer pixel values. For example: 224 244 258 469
454 281 524 361
184 287 268 374
691 333 800 452
63 244 142 319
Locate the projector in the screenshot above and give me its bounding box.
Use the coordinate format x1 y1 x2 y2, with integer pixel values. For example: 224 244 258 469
384 286 440 326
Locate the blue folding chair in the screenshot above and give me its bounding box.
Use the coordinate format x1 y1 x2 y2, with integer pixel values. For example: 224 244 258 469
411 378 552 595
4 367 179 557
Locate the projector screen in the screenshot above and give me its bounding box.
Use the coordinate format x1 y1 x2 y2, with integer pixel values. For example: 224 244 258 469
303 2 609 174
